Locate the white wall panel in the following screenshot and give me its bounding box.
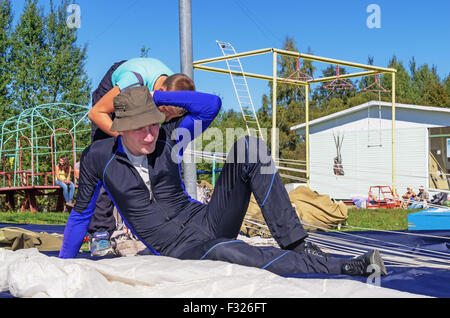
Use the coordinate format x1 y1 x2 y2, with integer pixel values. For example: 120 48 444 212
309 127 427 199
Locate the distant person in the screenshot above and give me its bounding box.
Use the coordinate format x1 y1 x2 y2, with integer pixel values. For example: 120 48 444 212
409 186 429 210
55 155 75 211
401 187 416 209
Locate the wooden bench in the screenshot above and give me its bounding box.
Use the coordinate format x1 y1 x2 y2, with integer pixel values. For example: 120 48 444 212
0 171 77 212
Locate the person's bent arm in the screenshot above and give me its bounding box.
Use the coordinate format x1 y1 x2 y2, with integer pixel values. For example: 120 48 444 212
152 90 221 139
88 86 121 138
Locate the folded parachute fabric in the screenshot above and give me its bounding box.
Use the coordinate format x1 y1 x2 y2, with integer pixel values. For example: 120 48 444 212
241 186 348 236
289 186 348 231
0 227 63 252
0 248 425 298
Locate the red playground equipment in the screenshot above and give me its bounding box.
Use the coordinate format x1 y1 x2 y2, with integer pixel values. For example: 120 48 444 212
367 185 401 209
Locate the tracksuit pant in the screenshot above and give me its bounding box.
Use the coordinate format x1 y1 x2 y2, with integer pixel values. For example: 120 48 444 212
174 136 347 275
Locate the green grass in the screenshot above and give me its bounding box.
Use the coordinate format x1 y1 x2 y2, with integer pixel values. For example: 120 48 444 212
0 207 421 232
0 211 70 225
344 207 419 231
0 207 422 252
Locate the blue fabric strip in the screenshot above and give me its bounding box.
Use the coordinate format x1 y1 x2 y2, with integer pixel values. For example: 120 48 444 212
261 250 291 269
260 165 277 207
103 152 117 181
199 240 242 260
116 135 125 155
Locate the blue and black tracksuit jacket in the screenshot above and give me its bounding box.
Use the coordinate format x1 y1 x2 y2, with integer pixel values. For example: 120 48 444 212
59 90 346 275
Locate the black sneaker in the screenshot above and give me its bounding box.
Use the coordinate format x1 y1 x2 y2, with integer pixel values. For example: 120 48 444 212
293 241 330 258
342 250 387 277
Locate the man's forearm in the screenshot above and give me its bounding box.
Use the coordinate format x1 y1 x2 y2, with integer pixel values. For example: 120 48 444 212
152 90 221 118
153 90 221 138
88 86 121 137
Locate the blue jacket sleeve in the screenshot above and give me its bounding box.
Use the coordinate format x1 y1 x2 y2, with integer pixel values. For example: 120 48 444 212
152 90 221 141
59 192 100 259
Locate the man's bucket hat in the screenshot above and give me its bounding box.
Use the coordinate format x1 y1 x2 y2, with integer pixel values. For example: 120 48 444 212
110 86 165 132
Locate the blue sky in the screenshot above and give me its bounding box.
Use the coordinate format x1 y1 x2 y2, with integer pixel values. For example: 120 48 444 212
10 0 450 112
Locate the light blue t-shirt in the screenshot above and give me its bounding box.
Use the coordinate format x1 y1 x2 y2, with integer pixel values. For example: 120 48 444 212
111 58 174 91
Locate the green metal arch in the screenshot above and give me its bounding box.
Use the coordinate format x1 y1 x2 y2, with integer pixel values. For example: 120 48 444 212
0 103 90 187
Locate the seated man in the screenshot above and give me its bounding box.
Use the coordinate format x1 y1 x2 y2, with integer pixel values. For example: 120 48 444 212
409 186 429 210
59 87 387 278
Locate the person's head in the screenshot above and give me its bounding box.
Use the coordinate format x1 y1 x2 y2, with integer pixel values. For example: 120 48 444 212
159 73 196 120
153 75 168 91
120 124 160 156
419 186 424 192
161 73 196 91
152 60 177 91
111 86 165 156
58 156 70 173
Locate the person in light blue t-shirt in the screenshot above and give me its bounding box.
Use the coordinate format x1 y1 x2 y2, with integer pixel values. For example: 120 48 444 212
89 58 175 141
112 58 174 93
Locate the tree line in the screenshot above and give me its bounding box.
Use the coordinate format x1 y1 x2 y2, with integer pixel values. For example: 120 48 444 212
2 1 450 190
0 0 91 194
0 0 91 120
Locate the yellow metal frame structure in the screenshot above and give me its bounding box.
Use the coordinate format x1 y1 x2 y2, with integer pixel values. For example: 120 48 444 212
193 48 397 192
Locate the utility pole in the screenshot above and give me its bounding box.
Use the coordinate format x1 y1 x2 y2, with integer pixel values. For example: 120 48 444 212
179 0 197 199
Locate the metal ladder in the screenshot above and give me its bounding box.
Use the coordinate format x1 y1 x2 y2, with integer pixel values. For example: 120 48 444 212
216 40 264 140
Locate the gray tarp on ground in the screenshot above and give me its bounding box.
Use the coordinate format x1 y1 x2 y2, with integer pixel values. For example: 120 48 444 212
0 227 63 251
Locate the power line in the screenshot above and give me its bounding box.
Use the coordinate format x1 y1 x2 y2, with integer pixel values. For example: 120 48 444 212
87 0 141 48
232 0 284 48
